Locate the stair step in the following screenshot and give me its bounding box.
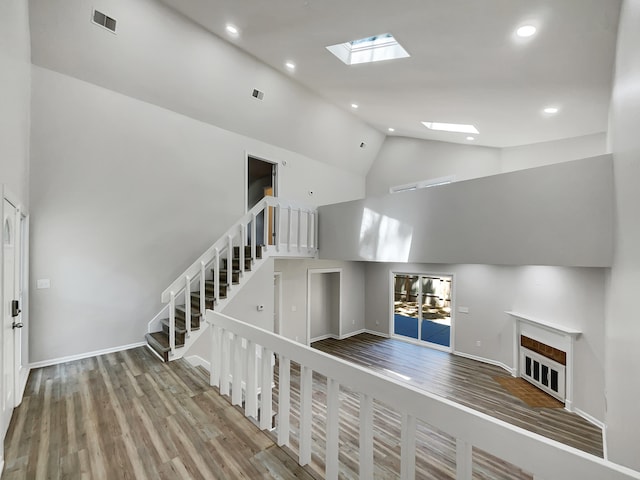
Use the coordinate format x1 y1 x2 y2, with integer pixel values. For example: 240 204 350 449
215 269 240 284
145 332 184 362
234 245 263 259
176 304 202 318
222 258 252 271
203 281 228 297
190 292 216 309
160 316 200 334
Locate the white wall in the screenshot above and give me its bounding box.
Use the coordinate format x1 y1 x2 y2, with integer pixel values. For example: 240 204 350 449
606 0 640 469
28 67 367 363
322 156 615 267
274 259 365 344
364 262 607 423
366 136 501 197
28 0 384 177
500 133 608 173
0 0 30 202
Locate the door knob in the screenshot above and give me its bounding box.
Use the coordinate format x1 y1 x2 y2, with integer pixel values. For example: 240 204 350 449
12 322 23 329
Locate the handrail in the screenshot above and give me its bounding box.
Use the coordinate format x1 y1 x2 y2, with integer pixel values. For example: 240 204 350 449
161 196 316 303
207 310 640 480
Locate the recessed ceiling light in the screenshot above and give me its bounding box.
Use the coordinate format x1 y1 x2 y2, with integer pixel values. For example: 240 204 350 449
225 24 239 36
351 103 359 109
516 25 537 38
466 136 475 141
285 61 296 71
543 106 559 114
422 122 479 134
388 127 395 132
326 33 410 65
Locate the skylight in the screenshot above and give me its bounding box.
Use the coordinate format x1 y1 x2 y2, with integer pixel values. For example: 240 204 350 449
422 122 479 134
326 33 410 65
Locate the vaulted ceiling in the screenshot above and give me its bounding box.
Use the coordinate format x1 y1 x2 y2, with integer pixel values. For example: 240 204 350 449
161 0 621 148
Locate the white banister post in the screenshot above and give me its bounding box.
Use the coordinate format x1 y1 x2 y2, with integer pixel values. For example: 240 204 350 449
185 276 191 337
227 235 234 284
299 366 313 466
239 224 245 276
359 393 374 479
199 261 206 317
263 204 269 247
232 334 243 406
246 340 258 419
276 204 282 252
306 211 312 252
220 330 231 397
456 439 472 480
287 206 292 252
214 248 220 302
297 208 302 252
251 212 257 261
209 324 219 387
314 211 319 250
169 291 176 357
260 348 273 430
277 355 290 447
325 378 340 480
400 413 417 480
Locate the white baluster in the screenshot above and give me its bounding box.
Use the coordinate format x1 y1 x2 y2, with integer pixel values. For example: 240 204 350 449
246 340 258 419
296 208 301 252
251 212 257 260
220 330 231 396
314 211 318 250
185 275 191 338
199 261 206 317
210 324 222 387
359 393 374 479
400 413 416 480
232 334 243 406
306 210 312 252
227 235 234 286
325 378 340 480
260 348 273 430
456 439 472 480
214 248 220 302
299 365 312 466
277 355 290 447
169 291 176 357
276 204 282 252
239 224 245 276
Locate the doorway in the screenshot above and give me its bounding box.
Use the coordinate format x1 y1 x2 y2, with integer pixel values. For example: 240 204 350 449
247 156 277 246
392 272 453 351
307 269 342 345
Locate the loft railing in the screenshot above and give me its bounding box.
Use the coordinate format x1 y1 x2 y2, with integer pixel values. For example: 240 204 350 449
152 197 317 357
206 310 640 480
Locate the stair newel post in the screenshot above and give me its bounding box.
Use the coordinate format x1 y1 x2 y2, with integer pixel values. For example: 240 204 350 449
306 210 312 253
199 261 206 317
251 212 257 261
169 291 176 357
287 206 292 252
275 203 282 252
214 248 220 304
239 224 245 276
227 235 234 287
185 275 191 338
295 208 301 252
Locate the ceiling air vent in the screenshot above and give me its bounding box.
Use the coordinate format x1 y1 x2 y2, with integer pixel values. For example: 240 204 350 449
92 9 117 33
252 89 264 100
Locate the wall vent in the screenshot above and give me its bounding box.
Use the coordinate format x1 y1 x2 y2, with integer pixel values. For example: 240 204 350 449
252 89 264 100
92 9 117 33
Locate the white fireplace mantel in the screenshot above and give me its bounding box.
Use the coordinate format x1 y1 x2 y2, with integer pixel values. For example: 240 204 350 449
506 311 582 411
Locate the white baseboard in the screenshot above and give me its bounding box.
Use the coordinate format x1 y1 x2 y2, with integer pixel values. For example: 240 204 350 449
185 355 211 372
454 350 516 376
310 333 335 343
363 329 390 338
29 342 147 369
15 365 31 405
573 407 605 431
338 329 367 340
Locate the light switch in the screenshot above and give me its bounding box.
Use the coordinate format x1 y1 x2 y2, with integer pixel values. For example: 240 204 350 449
37 279 51 289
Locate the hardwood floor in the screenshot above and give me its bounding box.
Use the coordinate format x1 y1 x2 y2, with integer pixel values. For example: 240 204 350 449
1 347 316 480
311 334 603 458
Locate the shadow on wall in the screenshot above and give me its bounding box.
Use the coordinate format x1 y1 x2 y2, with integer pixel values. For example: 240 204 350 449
359 207 413 261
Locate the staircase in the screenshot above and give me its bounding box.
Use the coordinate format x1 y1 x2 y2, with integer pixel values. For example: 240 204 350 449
145 196 318 362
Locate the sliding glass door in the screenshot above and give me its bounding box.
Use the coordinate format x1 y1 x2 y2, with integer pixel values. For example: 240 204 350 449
393 273 452 349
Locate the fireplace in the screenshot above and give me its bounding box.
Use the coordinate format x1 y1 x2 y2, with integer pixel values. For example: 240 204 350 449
507 312 581 410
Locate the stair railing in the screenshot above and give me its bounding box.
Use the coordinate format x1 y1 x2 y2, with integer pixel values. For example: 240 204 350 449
206 310 640 480
158 196 318 356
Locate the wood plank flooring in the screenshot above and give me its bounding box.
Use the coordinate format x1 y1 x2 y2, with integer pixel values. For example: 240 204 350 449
311 334 603 458
1 347 316 480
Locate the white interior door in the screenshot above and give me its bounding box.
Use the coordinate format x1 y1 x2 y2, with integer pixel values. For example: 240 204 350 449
2 199 17 436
